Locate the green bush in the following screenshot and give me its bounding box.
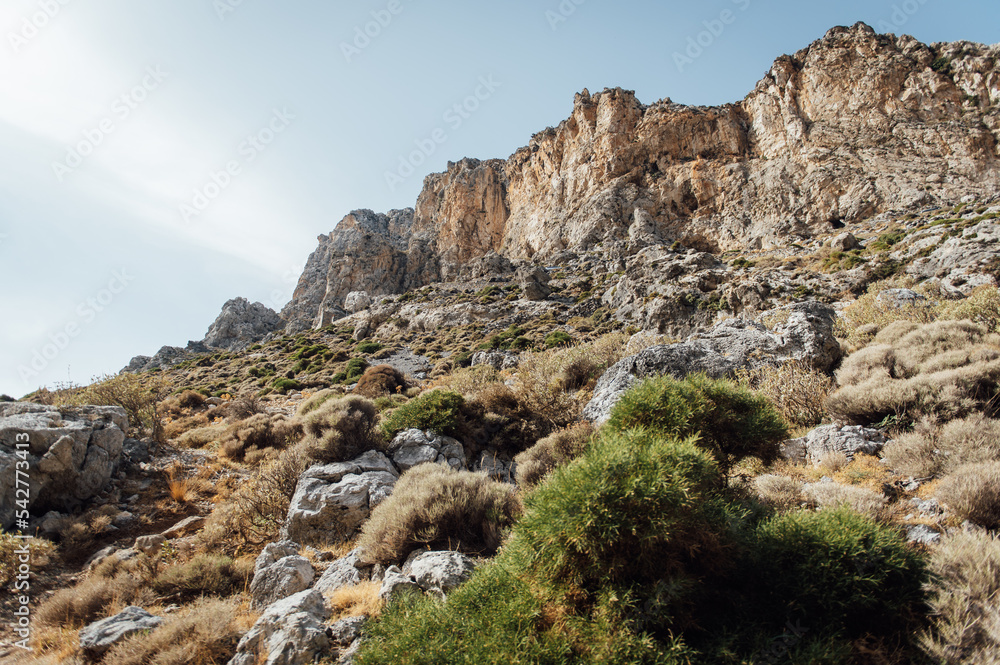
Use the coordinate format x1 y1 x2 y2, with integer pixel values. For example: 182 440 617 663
381 390 466 439
271 378 302 394
345 357 369 381
544 331 573 348
357 341 384 355
606 373 788 472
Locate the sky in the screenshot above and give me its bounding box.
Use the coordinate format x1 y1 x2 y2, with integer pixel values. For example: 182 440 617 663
0 0 997 397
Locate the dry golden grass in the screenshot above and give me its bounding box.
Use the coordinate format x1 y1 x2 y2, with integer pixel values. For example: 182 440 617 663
938 461 1000 529
834 278 938 350
0 533 57 586
920 529 1000 664
736 359 836 427
326 581 385 621
167 466 190 504
884 414 1000 479
752 474 805 512
514 423 594 487
804 482 890 522
832 454 892 491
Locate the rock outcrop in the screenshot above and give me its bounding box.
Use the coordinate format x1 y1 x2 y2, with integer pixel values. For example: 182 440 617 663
228 589 331 665
582 301 840 423
201 297 284 352
79 606 164 657
281 24 1000 330
0 404 127 529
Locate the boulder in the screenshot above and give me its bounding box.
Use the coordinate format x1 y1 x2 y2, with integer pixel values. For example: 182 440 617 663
781 425 886 464
0 404 127 529
326 615 367 646
135 534 166 555
471 350 520 371
313 548 373 595
201 297 284 352
388 429 466 471
402 551 477 595
228 589 331 665
517 265 551 301
161 515 206 538
378 566 421 602
283 452 398 547
344 291 372 314
829 232 861 251
876 288 927 309
906 524 942 545
250 542 315 609
121 345 192 374
79 606 164 657
583 302 841 423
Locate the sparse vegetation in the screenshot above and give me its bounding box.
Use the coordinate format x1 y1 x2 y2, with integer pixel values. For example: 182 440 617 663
380 390 466 439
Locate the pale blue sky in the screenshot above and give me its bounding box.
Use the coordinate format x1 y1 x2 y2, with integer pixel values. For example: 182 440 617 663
1 0 997 396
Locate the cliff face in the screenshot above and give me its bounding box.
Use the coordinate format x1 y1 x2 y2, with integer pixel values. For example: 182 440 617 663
283 23 1000 331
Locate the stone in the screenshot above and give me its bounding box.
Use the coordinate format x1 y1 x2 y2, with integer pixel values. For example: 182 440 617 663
326 616 367 646
378 566 421 602
250 554 315 610
829 232 860 251
135 534 166 555
388 429 466 472
344 291 372 313
471 350 520 371
121 438 150 464
161 515 206 538
517 264 552 301
471 452 516 483
228 589 331 665
201 297 284 352
283 452 398 547
0 404 127 530
79 606 164 657
906 524 942 545
313 548 372 596
781 425 887 465
582 302 840 423
876 288 927 309
402 551 477 595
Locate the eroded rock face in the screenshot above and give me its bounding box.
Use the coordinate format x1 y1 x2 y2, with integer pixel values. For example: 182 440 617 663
281 24 1000 330
0 404 127 529
582 302 840 423
388 429 466 472
282 451 398 547
202 297 284 352
79 606 164 657
228 589 331 665
781 425 887 465
250 541 315 610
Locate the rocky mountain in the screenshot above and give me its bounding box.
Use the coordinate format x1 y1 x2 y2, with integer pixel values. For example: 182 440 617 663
281 23 1000 331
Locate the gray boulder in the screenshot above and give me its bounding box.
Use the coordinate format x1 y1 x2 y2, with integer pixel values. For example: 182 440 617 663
326 615 367 646
378 566 421 602
829 232 861 252
471 350 520 371
517 265 552 301
313 548 373 595
907 524 942 545
583 302 840 423
79 606 163 657
0 403 127 529
250 541 314 609
344 291 372 314
402 551 477 595
876 288 926 309
228 589 331 665
388 429 466 472
781 425 886 465
202 297 284 352
134 534 166 555
283 451 398 546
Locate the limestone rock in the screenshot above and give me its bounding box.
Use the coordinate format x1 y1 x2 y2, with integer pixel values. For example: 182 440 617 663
582 302 840 423
161 515 206 539
378 566 421 602
517 264 551 301
344 291 372 314
135 534 166 555
471 350 520 371
79 606 164 657
0 404 127 529
228 589 331 665
829 232 861 251
201 297 284 352
326 616 367 646
388 429 466 472
782 425 887 465
283 452 398 547
251 541 315 609
402 551 477 595
313 548 372 596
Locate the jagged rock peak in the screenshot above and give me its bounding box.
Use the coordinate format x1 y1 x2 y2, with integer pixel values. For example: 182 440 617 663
281 23 1000 331
201 297 284 352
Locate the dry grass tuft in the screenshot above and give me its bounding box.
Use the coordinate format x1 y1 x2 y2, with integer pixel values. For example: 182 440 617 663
737 359 835 427
0 533 57 586
355 364 406 398
514 423 594 488
938 461 1000 529
752 474 805 512
326 581 385 621
884 414 1000 478
920 529 1000 664
804 482 890 522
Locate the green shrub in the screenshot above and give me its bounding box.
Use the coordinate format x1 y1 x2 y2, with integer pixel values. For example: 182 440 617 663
271 378 302 394
746 508 925 637
357 341 384 355
358 464 520 565
544 331 573 348
381 390 466 439
345 357 369 381
606 373 788 472
514 429 732 591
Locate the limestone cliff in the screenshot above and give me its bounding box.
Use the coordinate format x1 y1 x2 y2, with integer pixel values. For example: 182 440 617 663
283 23 1000 330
